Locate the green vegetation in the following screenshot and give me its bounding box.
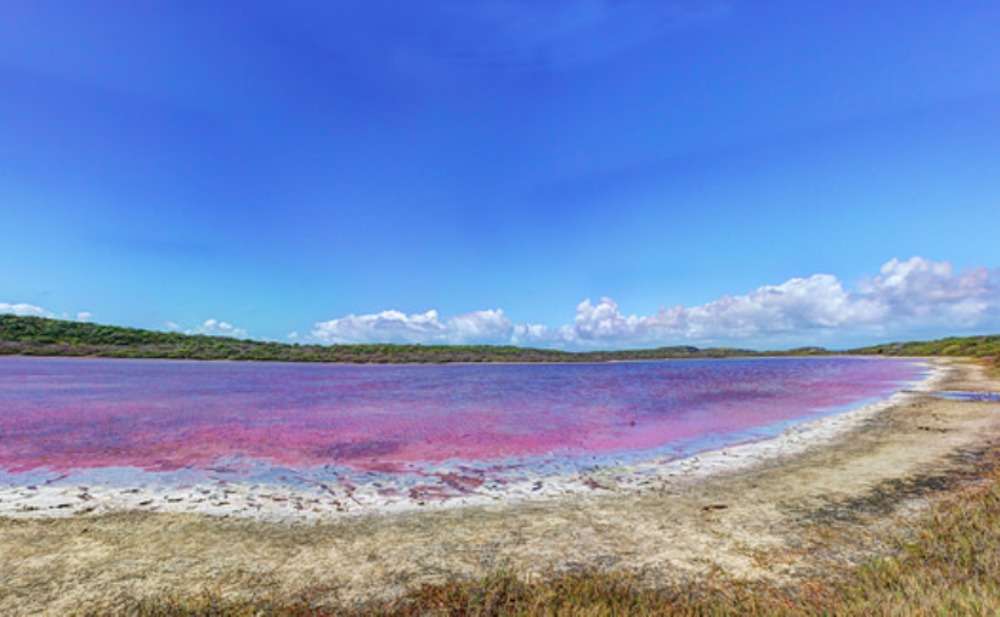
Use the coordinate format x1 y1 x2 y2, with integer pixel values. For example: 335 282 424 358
86 463 1000 615
852 334 1000 359
2 314 998 365
852 334 1000 374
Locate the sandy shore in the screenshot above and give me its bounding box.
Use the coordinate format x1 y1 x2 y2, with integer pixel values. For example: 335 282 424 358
2 358 999 614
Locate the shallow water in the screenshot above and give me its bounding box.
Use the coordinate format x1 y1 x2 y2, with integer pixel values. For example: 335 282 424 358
0 356 926 488
930 390 1000 403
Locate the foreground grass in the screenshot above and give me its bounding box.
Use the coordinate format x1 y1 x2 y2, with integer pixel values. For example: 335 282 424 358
86 466 1000 616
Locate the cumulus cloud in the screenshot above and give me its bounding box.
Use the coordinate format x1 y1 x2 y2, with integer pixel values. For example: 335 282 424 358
569 274 886 345
511 322 575 347
447 309 514 342
306 257 999 348
187 318 248 339
860 257 998 326
566 258 998 346
0 302 49 317
1 303 97 322
311 308 514 344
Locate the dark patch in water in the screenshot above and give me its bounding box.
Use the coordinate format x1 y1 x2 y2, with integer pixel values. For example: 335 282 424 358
315 440 401 461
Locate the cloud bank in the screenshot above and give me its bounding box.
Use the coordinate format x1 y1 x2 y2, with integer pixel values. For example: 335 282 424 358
0 303 49 317
4 257 997 349
311 308 519 345
309 257 1000 348
0 303 94 322
187 319 248 339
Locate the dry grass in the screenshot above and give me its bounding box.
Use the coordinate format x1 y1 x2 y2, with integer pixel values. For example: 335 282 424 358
79 465 1000 616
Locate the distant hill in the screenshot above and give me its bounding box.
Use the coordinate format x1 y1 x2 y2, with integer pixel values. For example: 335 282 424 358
0 314 996 365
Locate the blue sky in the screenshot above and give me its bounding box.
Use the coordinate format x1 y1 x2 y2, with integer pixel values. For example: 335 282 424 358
2 1 999 349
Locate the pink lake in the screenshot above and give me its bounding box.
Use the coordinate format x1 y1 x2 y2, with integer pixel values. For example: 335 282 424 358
0 356 926 486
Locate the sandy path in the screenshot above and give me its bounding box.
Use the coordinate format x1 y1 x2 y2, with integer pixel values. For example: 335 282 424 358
2 358 999 615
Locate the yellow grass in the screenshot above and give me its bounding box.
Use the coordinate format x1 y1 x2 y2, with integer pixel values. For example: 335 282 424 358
81 464 1000 616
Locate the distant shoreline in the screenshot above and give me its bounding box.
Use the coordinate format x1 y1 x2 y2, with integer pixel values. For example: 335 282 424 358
0 351 932 368
3 314 998 365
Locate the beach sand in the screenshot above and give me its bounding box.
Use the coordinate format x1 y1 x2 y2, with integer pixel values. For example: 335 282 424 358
2 358 999 614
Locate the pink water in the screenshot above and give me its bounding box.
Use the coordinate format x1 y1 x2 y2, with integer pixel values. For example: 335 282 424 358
0 356 926 485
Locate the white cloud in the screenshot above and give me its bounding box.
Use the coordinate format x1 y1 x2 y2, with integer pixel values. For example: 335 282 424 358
311 308 515 344
565 258 998 346
164 321 181 331
312 309 445 344
860 257 998 326
305 257 1000 348
511 322 574 347
2 303 97 323
446 309 514 342
0 302 51 317
568 274 887 345
187 318 248 339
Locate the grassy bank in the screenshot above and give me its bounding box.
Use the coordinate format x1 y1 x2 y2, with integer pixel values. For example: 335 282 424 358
85 463 1000 615
854 335 1000 360
3 314 999 365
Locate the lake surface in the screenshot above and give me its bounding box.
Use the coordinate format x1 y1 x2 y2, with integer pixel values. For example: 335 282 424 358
0 356 927 488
